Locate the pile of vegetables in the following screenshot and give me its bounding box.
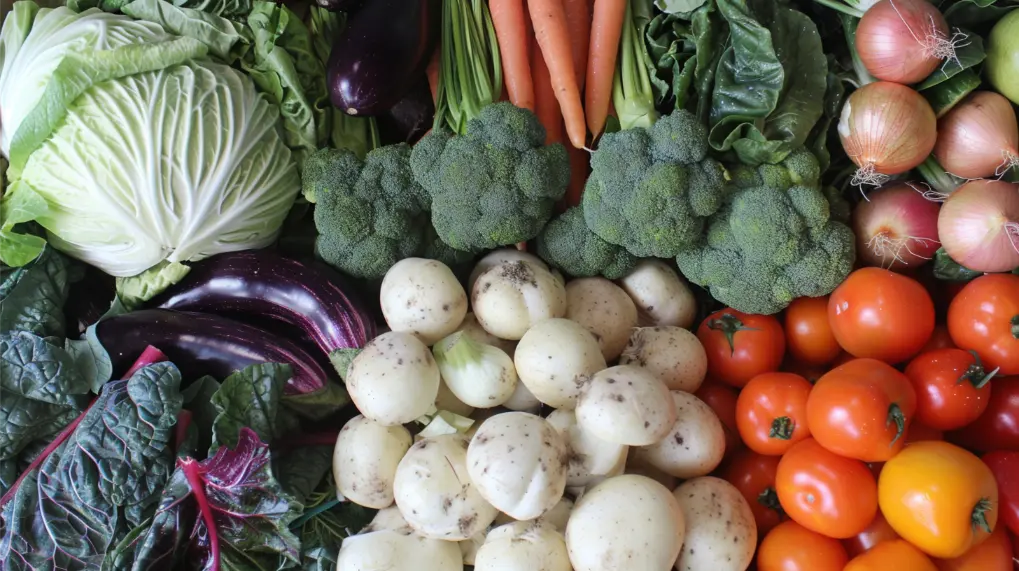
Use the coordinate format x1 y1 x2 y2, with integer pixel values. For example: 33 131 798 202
2 0 1019 567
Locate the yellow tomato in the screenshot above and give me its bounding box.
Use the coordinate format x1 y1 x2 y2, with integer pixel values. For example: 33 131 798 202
844 539 938 571
878 441 999 558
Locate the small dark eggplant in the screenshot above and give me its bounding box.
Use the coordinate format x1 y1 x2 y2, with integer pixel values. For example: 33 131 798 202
314 0 366 13
376 75 436 145
150 249 376 375
97 309 333 395
327 0 438 116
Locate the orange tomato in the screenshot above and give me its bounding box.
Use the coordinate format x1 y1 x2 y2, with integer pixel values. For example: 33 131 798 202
697 309 785 388
879 441 999 559
844 539 938 571
775 438 878 539
694 380 743 460
828 268 935 364
806 358 918 462
935 525 1013 571
843 511 901 558
784 296 842 367
736 372 813 456
757 520 848 571
722 449 784 536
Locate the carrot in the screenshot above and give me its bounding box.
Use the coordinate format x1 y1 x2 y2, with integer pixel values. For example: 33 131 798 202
532 35 564 145
529 0 587 149
562 0 591 91
426 46 440 104
565 142 589 208
585 0 626 137
491 0 535 110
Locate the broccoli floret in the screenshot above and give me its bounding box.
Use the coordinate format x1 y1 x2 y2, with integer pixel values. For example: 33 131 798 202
676 149 855 315
582 110 729 258
535 207 638 279
410 102 570 253
311 145 431 279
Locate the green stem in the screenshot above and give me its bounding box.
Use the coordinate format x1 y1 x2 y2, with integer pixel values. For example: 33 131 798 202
958 351 997 389
769 417 795 440
972 498 993 534
840 14 874 87
814 0 864 18
916 156 963 197
886 403 906 446
757 487 786 519
708 313 760 356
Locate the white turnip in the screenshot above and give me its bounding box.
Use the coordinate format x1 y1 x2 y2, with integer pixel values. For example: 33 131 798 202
468 249 549 293
565 278 638 361
673 477 757 571
474 521 571 571
471 260 567 340
634 391 725 478
380 258 468 345
546 408 628 487
433 332 518 408
333 415 412 509
347 331 440 426
575 365 676 446
619 326 708 392
618 260 697 329
513 318 606 409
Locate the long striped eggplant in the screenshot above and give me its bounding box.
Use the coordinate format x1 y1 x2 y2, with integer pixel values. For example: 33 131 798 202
150 249 376 375
97 309 333 395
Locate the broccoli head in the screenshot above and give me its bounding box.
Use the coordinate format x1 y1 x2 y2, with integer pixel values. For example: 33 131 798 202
311 145 431 279
409 102 571 253
582 109 729 258
535 207 638 279
676 149 855 315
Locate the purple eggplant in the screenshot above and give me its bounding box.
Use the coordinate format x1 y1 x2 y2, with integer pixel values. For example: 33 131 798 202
377 76 435 145
149 249 376 375
97 309 332 395
313 0 366 12
326 0 438 116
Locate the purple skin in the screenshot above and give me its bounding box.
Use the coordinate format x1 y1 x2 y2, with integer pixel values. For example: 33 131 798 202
151 250 377 370
97 309 332 395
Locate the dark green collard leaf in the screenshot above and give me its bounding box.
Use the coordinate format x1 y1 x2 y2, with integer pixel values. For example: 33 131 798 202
0 363 183 570
806 68 846 173
656 0 707 14
275 445 333 505
63 323 114 393
933 247 983 281
244 1 330 167
709 0 827 164
282 380 349 421
643 1 722 116
210 363 298 451
943 0 1019 29
916 32 985 90
0 332 92 462
172 0 253 20
923 67 981 116
296 477 374 570
0 246 70 338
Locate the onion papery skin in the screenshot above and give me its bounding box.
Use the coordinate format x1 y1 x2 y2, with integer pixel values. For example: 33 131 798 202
937 180 1019 273
934 91 1019 179
853 183 941 269
839 82 938 177
856 0 948 84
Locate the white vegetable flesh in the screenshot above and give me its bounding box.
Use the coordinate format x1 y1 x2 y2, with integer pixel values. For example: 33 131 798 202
474 521 571 571
435 380 476 418
433 332 518 408
565 278 638 361
467 412 569 520
634 391 725 478
471 260 567 340
380 258 468 345
564 474 685 571
336 527 464 571
546 408 629 487
456 312 518 355
393 434 498 540
673 476 757 571
468 249 549 293
575 365 677 446
619 326 708 392
618 260 697 329
513 318 606 409
494 496 575 532
346 331 440 426
332 415 412 509
500 380 541 412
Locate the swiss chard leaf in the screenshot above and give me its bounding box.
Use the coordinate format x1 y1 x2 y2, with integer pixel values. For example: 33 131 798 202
916 32 985 90
0 362 183 570
274 445 333 505
181 376 222 458
295 476 374 571
933 247 984 281
281 380 350 421
0 246 70 339
210 363 299 451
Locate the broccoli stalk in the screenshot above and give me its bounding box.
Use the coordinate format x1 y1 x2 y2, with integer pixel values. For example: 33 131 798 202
613 0 659 130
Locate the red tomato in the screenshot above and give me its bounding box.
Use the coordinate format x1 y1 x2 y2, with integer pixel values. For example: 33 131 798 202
831 351 855 368
697 309 786 388
843 511 901 558
784 296 842 366
828 268 935 364
948 274 1019 376
722 449 784 536
736 372 813 456
695 380 743 459
757 520 849 571
934 524 1013 571
982 451 1019 537
904 349 993 431
781 359 827 384
775 438 878 539
907 423 944 443
921 325 957 353
948 376 1019 452
806 358 918 462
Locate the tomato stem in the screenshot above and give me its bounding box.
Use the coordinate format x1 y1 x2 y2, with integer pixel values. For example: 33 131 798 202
708 314 759 356
1011 315 1019 340
757 487 786 519
972 498 993 534
958 351 998 389
769 416 795 440
886 403 906 446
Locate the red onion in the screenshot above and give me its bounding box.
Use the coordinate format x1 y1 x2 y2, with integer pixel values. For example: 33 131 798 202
853 183 941 269
856 0 963 85
933 91 1019 179
839 81 938 186
938 179 1019 273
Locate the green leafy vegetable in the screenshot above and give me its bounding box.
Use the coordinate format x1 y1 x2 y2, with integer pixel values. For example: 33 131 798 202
915 31 985 90
0 246 71 338
434 0 503 134
210 363 299 451
614 0 660 129
933 247 984 281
